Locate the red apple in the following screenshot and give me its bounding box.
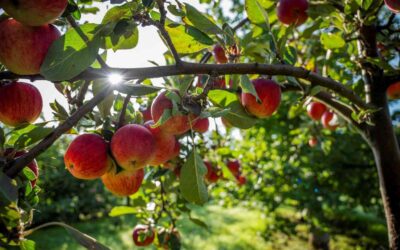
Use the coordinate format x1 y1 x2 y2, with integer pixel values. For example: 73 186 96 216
132 225 155 247
4 149 39 187
321 111 339 131
171 138 181 159
241 78 281 118
306 101 327 120
193 118 210 133
0 82 43 127
102 168 144 196
140 107 152 122
144 121 177 166
385 0 400 13
0 0 68 26
111 124 155 171
64 134 112 180
387 82 400 100
227 160 241 177
277 0 309 26
237 175 247 186
0 19 60 75
204 161 221 183
308 137 318 147
151 91 192 135
213 44 228 64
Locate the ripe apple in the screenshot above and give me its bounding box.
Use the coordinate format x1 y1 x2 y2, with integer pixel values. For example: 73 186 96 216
151 91 192 135
387 82 400 100
140 107 152 122
4 149 39 187
321 111 339 131
132 225 155 247
227 160 241 177
308 137 318 147
241 78 281 118
0 19 60 75
171 138 181 159
385 0 400 13
111 124 155 171
237 175 247 186
213 44 228 64
193 118 210 133
158 227 181 249
306 101 327 120
204 161 221 183
277 0 309 26
0 82 43 127
0 0 68 26
64 134 112 179
102 168 144 196
144 121 177 166
197 76 232 89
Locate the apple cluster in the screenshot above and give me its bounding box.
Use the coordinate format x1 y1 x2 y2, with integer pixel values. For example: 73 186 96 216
132 224 180 248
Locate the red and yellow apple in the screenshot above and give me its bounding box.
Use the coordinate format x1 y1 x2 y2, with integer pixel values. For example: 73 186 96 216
193 118 210 133
321 111 339 131
385 0 400 13
140 107 152 122
204 161 221 183
0 19 60 75
64 134 112 179
387 82 400 99
102 168 144 196
227 160 241 177
213 44 228 64
111 124 155 171
132 225 155 247
0 0 68 26
306 101 327 120
277 0 309 26
241 78 281 118
0 82 43 127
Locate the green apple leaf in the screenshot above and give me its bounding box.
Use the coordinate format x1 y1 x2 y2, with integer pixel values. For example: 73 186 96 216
184 3 222 35
320 33 345 50
0 172 18 204
109 206 138 217
93 80 115 119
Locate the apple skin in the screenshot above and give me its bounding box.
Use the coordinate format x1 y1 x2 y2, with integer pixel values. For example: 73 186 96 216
213 44 228 64
111 124 155 171
64 134 112 180
385 0 400 13
102 168 144 196
132 225 155 247
308 137 318 147
144 121 177 166
1 0 68 26
277 0 309 26
321 111 339 131
5 149 39 187
241 78 281 118
237 175 247 186
204 161 221 183
197 76 232 89
151 91 192 135
171 138 181 159
306 102 327 120
0 19 60 75
140 107 152 122
387 82 400 100
227 160 241 177
193 118 210 133
0 82 43 127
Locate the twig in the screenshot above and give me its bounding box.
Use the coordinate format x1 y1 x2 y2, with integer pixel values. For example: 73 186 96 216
117 94 132 129
74 80 91 107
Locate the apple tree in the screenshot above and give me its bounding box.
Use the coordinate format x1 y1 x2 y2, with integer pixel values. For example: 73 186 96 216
0 0 399 249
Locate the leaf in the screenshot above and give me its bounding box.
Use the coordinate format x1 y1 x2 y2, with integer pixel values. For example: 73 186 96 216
184 4 222 35
245 0 274 25
60 223 110 250
116 84 161 96
240 75 259 101
109 206 138 217
189 214 209 230
22 167 36 181
208 90 257 129
20 240 36 250
40 24 104 81
180 150 208 205
7 124 53 149
165 24 213 54
0 171 18 204
93 80 115 119
284 46 297 65
104 20 139 51
50 100 69 121
0 127 5 149
102 2 138 24
320 33 345 50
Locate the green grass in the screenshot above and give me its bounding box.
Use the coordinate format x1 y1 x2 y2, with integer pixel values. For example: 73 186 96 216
28 205 386 250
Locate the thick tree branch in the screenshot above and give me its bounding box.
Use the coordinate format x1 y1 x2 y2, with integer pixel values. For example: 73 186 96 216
4 85 114 178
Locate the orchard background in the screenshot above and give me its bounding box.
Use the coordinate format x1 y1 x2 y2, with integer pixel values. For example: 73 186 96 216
0 0 399 249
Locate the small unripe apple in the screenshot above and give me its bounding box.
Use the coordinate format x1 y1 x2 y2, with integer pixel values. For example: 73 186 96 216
193 118 210 133
387 82 400 100
102 168 144 196
213 44 228 64
144 121 177 166
0 19 60 75
227 160 241 177
132 225 155 247
321 111 339 131
4 149 39 187
0 82 43 127
241 78 281 118
1 0 68 26
151 91 192 135
277 0 309 26
204 161 221 183
64 134 112 179
308 137 318 147
385 0 400 13
111 124 155 171
306 102 327 120
237 175 247 186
